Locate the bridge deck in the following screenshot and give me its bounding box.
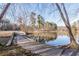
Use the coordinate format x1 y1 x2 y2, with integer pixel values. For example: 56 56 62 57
16 35 79 56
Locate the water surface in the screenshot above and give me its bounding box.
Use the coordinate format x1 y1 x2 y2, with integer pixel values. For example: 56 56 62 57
46 35 79 46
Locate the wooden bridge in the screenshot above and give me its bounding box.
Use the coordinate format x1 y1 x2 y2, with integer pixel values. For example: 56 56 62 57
14 34 79 56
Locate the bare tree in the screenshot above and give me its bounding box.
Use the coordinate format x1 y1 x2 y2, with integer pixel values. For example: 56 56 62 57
30 12 36 30
0 3 11 46
18 17 26 32
0 3 10 20
55 3 79 49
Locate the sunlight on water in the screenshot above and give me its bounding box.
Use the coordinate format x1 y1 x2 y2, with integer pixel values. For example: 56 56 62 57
46 35 71 46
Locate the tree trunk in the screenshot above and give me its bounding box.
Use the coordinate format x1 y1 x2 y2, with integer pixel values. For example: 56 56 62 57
0 3 11 46
0 3 10 20
55 3 79 49
69 31 79 49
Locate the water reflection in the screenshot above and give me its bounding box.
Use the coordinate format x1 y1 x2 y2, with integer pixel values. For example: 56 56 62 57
46 35 79 46
46 35 70 46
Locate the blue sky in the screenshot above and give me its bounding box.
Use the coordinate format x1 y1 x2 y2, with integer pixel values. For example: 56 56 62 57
1 3 79 26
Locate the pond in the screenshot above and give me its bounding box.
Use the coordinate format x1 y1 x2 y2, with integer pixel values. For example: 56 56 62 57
45 35 79 46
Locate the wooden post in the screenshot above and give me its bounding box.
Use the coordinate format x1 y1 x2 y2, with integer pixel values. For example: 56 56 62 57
6 32 17 46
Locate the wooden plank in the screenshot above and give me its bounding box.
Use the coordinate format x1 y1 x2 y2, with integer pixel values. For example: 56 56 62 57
18 40 52 53
22 44 47 50
18 41 39 46
40 48 64 56
61 49 76 56
16 35 39 45
71 49 79 56
17 40 35 44
31 45 52 52
75 50 79 56
76 52 79 56
16 36 35 44
32 48 52 54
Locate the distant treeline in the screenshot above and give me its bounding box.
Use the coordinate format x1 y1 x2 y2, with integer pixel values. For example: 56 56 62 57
0 19 20 31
